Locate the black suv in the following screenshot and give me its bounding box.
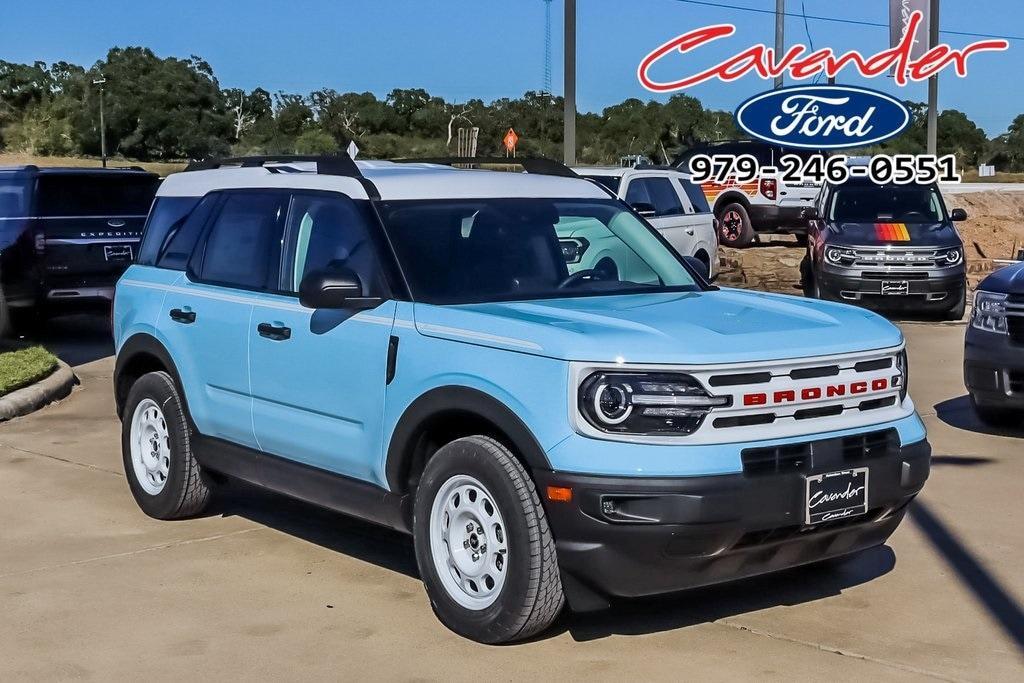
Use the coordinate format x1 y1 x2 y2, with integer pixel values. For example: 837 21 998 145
0 166 160 335
803 177 968 320
964 262 1024 425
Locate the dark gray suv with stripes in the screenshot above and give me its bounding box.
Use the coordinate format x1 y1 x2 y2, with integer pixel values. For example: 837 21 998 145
0 165 160 335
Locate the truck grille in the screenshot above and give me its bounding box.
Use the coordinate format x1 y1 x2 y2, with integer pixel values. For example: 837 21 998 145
1008 297 1024 344
741 428 897 476
851 247 950 269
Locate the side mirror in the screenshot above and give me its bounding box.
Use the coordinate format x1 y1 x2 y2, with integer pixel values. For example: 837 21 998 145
950 208 968 222
631 201 657 217
800 206 820 221
682 255 716 282
298 267 382 310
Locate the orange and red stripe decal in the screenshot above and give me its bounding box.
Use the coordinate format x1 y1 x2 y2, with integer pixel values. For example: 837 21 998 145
874 223 911 242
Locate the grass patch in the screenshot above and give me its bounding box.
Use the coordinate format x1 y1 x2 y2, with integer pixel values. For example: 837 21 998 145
0 345 59 397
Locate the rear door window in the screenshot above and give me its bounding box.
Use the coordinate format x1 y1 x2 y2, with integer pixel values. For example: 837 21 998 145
677 178 711 213
35 174 159 217
193 192 288 291
0 174 30 217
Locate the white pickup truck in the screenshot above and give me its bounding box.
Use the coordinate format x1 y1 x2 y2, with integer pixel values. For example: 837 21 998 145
573 165 719 279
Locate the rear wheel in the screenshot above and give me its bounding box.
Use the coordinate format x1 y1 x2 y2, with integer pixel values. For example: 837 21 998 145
121 371 213 519
717 203 755 248
413 435 564 643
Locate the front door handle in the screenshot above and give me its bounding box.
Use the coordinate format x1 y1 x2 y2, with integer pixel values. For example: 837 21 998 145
169 308 196 324
257 322 291 341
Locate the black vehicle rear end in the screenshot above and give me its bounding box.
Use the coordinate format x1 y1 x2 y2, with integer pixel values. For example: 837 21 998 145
0 166 160 333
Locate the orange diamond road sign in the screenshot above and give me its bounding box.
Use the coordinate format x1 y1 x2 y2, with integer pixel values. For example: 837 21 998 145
503 128 519 153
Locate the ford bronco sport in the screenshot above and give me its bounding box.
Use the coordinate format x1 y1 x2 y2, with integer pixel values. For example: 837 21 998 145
113 155 930 644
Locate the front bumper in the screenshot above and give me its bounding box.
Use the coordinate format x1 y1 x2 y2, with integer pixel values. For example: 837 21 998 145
535 433 930 605
964 327 1024 409
817 267 965 310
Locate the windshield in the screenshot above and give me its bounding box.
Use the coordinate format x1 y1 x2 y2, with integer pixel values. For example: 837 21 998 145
829 185 946 224
380 198 701 304
35 174 159 217
582 175 621 193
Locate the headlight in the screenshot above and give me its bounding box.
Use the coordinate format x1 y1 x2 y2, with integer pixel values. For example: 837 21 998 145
579 372 730 436
941 247 963 266
825 246 856 266
971 291 1008 334
895 349 909 402
559 237 589 265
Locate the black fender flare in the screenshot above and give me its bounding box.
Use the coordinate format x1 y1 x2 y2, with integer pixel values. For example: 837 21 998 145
713 191 752 217
385 386 552 493
113 333 187 418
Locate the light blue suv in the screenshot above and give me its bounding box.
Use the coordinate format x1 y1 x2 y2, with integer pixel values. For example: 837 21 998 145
113 155 931 643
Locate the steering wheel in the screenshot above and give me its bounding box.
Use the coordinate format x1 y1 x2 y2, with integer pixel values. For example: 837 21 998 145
558 269 600 289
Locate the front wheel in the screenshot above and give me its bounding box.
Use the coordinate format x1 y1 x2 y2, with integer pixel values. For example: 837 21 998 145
121 371 214 519
944 289 967 321
413 436 564 643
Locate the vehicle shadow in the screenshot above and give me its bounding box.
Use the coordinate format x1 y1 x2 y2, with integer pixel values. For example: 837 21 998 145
36 313 115 368
210 481 419 579
556 545 895 642
934 395 1024 438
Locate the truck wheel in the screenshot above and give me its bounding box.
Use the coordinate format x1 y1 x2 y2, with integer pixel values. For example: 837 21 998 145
718 203 755 248
413 435 564 643
944 290 967 321
121 371 213 519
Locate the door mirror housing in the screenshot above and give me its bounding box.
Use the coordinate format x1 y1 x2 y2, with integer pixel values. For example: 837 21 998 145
682 255 716 282
800 206 820 221
298 267 382 310
950 208 968 222
630 201 657 217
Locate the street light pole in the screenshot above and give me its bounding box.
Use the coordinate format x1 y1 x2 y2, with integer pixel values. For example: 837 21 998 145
93 77 107 168
774 0 785 89
563 0 577 166
926 0 939 155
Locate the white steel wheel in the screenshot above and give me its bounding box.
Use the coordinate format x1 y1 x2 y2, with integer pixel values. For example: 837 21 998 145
129 398 171 495
429 474 509 610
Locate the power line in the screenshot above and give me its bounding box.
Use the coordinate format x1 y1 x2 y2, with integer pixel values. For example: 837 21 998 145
669 0 1024 42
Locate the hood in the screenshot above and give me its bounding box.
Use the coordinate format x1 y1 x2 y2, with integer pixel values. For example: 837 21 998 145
978 261 1024 296
413 289 903 365
828 222 961 248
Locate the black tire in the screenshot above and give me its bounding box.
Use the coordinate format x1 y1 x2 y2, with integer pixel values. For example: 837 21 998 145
970 394 1019 428
413 435 564 644
121 371 213 519
944 289 967 321
717 202 755 248
800 254 814 298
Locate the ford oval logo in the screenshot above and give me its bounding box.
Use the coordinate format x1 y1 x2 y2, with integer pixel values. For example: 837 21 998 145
734 85 911 150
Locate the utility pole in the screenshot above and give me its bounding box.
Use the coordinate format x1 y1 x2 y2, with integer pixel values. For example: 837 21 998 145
93 76 108 168
926 0 939 155
774 0 785 89
564 0 576 166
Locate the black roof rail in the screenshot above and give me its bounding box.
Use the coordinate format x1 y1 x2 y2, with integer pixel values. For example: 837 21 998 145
391 157 579 179
633 163 687 172
184 154 362 178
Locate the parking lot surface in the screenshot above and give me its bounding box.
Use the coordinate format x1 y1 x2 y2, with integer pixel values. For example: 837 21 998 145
1 317 1022 681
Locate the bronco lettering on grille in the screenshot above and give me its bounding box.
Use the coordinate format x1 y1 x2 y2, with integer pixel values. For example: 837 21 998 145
744 378 889 407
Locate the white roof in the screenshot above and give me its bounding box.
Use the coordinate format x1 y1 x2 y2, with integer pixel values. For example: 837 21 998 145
157 160 609 201
572 165 694 180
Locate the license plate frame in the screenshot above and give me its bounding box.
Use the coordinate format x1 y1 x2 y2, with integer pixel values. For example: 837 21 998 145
881 280 910 296
104 244 133 262
804 467 869 525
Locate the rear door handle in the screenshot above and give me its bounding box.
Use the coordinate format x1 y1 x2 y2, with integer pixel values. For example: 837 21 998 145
169 308 196 324
685 228 695 236
257 322 291 341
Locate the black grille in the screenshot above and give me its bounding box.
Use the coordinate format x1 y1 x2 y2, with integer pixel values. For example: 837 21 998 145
740 428 897 476
842 429 897 462
709 371 772 387
861 272 929 281
1009 316 1024 345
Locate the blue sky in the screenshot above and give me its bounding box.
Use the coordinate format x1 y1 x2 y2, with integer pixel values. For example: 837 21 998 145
3 0 1022 135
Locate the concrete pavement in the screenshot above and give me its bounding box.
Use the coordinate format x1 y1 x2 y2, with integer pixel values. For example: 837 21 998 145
1 317 1022 681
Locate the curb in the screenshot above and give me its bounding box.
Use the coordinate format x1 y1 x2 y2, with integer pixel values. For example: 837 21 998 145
0 360 78 422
